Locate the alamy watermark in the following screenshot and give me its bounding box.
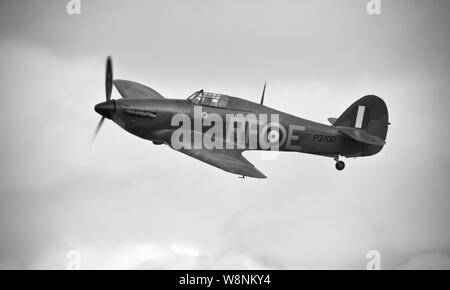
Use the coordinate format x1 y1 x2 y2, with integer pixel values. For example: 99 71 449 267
170 108 304 152
66 250 81 270
66 0 81 15
366 0 381 15
366 250 381 270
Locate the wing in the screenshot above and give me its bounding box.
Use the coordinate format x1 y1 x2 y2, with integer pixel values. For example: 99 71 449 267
178 149 267 179
113 79 164 99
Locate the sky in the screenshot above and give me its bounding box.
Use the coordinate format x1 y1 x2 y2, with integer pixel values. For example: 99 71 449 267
0 0 449 269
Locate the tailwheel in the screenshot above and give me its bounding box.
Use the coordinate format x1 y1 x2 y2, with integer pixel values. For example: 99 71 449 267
335 160 345 171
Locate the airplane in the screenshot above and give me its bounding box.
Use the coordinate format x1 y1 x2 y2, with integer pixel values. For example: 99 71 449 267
93 57 390 179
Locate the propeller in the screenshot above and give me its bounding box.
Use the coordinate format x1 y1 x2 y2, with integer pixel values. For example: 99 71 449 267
91 56 114 144
91 116 105 144
105 56 113 101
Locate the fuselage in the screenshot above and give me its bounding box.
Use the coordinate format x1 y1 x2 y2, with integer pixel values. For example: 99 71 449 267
101 94 377 158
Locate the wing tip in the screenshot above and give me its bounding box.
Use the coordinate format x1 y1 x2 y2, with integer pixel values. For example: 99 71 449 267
237 169 267 179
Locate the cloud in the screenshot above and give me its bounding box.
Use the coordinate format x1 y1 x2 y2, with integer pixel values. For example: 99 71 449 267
1 0 450 270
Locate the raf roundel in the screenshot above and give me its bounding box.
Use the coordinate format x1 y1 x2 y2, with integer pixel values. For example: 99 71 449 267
267 130 280 143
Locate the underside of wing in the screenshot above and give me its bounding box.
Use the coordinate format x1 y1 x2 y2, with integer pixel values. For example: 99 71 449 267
113 79 165 99
178 149 267 179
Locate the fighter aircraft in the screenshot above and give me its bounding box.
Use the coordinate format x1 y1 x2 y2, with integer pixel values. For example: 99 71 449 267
93 57 389 178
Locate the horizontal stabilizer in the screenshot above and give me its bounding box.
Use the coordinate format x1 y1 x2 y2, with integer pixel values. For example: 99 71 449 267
337 126 386 146
328 117 337 125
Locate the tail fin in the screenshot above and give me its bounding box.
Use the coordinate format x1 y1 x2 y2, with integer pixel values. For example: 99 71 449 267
334 95 389 155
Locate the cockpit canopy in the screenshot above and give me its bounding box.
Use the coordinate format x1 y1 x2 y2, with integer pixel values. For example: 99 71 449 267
187 90 229 108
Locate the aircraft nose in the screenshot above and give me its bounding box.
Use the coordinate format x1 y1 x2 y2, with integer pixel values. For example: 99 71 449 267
94 101 115 119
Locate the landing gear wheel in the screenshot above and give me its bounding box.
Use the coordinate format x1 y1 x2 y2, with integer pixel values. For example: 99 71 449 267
335 161 345 171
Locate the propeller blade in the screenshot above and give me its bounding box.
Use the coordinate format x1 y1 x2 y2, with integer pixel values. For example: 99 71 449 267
105 56 113 101
91 116 105 145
